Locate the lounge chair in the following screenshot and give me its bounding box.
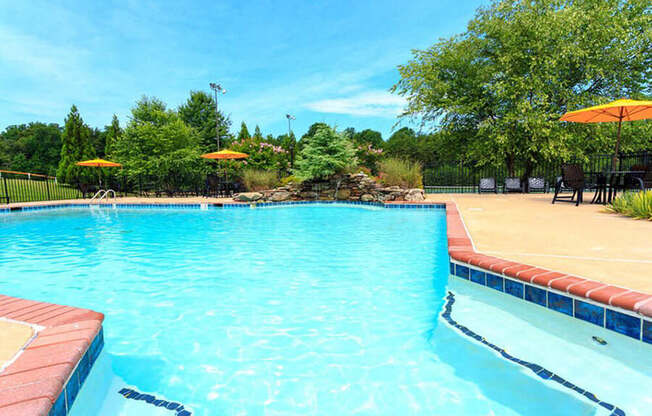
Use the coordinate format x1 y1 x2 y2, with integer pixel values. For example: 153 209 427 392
504 177 523 193
478 177 497 193
552 164 585 206
527 177 547 193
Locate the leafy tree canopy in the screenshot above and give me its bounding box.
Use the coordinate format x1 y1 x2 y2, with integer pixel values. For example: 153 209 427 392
393 0 652 175
104 114 122 157
0 122 62 176
111 96 204 183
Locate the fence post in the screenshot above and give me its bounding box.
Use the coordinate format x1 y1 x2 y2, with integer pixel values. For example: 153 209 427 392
46 178 51 200
3 177 9 204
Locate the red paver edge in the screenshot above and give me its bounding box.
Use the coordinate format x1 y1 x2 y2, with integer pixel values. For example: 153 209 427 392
0 295 104 416
443 200 652 343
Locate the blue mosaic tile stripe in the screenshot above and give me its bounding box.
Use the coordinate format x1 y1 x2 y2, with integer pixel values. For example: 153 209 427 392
441 292 625 416
605 309 641 340
49 327 104 416
643 321 652 345
449 261 649 344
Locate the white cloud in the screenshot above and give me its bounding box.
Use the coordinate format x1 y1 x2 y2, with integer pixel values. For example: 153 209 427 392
305 90 406 117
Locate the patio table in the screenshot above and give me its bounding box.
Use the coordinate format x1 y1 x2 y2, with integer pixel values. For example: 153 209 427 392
590 170 645 204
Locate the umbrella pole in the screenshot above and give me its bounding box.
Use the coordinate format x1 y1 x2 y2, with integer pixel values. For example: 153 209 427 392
613 109 623 170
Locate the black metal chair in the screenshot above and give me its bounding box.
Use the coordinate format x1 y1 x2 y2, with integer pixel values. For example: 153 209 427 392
527 177 547 193
552 164 585 206
478 177 497 193
504 177 523 193
628 165 652 191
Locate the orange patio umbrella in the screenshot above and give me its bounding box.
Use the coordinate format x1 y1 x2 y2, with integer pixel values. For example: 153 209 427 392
200 150 248 181
560 98 652 168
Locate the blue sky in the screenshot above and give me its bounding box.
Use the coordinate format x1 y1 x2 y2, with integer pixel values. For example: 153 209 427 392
0 0 483 139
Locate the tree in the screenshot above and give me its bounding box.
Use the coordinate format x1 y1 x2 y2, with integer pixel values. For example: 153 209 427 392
253 125 263 140
89 127 106 159
178 90 231 151
393 0 652 176
352 129 383 149
104 114 122 157
57 105 95 183
0 123 62 175
294 125 355 181
237 122 251 142
111 96 203 184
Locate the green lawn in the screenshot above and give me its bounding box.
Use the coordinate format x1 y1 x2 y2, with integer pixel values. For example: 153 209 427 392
0 178 82 204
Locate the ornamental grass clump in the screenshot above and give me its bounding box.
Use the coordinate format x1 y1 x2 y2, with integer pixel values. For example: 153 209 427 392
378 158 423 188
606 190 652 220
242 169 278 191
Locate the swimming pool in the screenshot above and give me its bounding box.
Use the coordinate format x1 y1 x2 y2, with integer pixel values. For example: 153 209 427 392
1 205 650 415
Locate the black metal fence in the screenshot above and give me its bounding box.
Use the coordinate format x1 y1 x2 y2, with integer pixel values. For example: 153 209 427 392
0 170 245 204
423 151 651 193
0 171 82 204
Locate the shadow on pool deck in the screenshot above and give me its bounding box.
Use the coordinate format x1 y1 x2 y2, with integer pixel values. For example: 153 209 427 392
428 193 652 294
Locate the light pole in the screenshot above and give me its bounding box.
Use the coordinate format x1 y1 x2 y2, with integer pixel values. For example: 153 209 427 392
209 83 226 151
286 114 295 168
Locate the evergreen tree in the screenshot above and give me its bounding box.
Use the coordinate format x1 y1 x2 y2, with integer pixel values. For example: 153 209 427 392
56 105 95 183
104 114 122 157
253 125 263 140
237 122 250 141
178 90 231 151
294 125 355 181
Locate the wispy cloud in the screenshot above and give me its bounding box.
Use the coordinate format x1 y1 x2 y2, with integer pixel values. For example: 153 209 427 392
305 90 406 117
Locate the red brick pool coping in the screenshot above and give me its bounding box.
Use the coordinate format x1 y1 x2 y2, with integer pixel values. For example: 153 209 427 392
443 202 652 319
1 198 650 415
0 296 103 415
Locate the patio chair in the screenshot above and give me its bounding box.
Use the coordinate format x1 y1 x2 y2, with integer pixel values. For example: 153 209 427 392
527 177 548 193
478 177 497 193
629 165 652 191
205 175 221 197
77 183 97 199
504 177 523 193
552 164 585 206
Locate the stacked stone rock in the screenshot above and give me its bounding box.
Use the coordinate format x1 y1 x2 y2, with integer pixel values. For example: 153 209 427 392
234 173 425 203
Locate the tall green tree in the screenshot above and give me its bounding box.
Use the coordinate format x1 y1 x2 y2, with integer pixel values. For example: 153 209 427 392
0 123 62 175
104 114 122 157
253 125 263 141
237 122 251 142
294 125 355 180
393 0 652 175
57 105 95 183
112 97 203 183
178 90 231 151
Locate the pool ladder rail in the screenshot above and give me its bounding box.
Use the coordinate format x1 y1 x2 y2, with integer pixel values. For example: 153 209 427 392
90 189 116 204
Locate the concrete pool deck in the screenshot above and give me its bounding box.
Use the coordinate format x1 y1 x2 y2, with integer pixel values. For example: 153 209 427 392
426 193 652 294
0 320 33 371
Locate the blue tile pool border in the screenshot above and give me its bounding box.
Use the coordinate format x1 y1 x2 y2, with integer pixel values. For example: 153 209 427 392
49 327 104 416
440 291 625 416
2 201 447 212
451 260 651 345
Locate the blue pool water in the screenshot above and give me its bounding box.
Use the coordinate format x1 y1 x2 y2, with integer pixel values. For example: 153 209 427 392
0 206 649 415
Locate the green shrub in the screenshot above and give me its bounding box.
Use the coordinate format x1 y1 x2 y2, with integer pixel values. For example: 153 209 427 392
280 175 301 186
294 125 355 181
242 169 278 191
607 190 652 220
378 158 423 188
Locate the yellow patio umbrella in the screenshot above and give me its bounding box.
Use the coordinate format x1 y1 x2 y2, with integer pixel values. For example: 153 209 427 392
200 149 248 181
200 150 249 160
76 159 122 188
560 98 652 168
76 158 122 167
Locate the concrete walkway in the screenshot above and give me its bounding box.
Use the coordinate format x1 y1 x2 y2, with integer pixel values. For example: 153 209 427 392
428 193 652 293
